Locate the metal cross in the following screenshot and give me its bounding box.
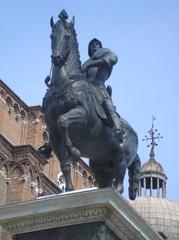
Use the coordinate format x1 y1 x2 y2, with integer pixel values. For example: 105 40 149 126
142 116 163 148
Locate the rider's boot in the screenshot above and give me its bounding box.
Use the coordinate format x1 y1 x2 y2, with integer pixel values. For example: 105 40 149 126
104 99 123 143
111 113 124 143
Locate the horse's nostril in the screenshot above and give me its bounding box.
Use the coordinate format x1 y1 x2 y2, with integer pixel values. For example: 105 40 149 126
54 55 60 59
51 55 59 59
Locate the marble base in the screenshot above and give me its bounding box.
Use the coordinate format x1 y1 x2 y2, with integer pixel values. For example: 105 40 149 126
14 222 119 240
0 188 162 240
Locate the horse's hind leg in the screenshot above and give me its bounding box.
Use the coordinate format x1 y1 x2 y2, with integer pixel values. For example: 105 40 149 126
57 106 87 161
89 159 113 188
128 154 141 200
48 128 74 191
113 149 127 194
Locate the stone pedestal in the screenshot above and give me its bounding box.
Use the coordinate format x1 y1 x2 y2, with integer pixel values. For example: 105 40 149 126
0 188 162 240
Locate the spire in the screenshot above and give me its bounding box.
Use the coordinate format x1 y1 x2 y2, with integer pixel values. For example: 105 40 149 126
149 146 155 159
138 116 167 198
142 116 163 160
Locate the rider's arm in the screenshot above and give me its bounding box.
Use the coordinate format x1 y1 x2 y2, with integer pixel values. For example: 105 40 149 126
88 52 118 69
82 58 107 72
89 58 107 67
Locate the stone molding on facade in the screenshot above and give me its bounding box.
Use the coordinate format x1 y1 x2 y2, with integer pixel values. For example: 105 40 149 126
0 133 48 171
40 173 62 195
0 133 55 201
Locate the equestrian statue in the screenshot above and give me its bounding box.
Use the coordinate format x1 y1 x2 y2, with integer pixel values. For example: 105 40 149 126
39 9 141 200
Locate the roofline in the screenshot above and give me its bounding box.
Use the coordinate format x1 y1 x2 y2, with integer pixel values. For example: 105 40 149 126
0 79 42 112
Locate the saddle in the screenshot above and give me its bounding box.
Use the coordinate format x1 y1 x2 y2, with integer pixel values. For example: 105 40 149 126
88 83 109 122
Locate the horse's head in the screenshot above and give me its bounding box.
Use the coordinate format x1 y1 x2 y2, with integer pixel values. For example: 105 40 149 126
50 9 75 66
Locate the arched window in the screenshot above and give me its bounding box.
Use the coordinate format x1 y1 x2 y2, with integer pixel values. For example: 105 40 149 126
6 96 14 113
14 104 21 121
78 165 82 173
13 103 20 114
0 90 5 99
6 96 12 107
40 115 46 129
39 115 45 124
83 170 87 179
20 110 27 120
28 112 36 122
88 176 93 186
43 131 49 143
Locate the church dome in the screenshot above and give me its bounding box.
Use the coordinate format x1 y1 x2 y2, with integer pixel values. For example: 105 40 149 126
132 118 179 239
141 158 164 174
130 196 179 240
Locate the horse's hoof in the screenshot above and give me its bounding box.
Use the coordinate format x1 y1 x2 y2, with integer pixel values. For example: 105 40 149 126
129 192 136 200
116 184 124 194
65 185 74 192
70 147 81 161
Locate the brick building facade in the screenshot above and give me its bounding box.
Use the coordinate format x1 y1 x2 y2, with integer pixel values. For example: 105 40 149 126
0 79 95 239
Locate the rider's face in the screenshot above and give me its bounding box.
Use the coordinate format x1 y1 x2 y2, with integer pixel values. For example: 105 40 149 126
90 41 101 55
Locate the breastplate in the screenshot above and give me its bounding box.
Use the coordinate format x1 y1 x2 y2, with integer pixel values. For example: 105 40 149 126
87 66 110 85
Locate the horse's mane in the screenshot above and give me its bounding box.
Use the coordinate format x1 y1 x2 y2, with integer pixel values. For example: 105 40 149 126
65 24 82 75
71 26 82 69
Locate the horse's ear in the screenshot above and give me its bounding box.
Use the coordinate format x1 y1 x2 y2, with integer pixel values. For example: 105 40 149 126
70 16 75 27
50 16 54 28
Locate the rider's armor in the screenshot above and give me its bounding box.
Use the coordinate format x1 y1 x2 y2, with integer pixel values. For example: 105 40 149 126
84 47 123 141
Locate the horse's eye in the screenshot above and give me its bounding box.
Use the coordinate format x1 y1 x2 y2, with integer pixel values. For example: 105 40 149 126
66 27 71 33
65 30 71 38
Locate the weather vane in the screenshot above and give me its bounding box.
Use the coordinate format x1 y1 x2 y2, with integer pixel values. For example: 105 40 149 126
142 116 163 149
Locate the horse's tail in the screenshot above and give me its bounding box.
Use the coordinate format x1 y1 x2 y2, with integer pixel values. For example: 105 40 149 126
128 154 141 200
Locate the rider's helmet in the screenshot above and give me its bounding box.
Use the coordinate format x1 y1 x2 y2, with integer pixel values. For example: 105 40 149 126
88 38 102 57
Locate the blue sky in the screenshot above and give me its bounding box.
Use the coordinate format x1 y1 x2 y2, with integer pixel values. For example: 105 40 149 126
0 1 179 201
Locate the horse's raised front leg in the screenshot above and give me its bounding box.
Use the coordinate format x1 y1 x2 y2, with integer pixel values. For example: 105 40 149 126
48 127 74 191
57 106 87 161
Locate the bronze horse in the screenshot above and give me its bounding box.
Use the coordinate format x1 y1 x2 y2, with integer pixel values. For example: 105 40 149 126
41 10 141 200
